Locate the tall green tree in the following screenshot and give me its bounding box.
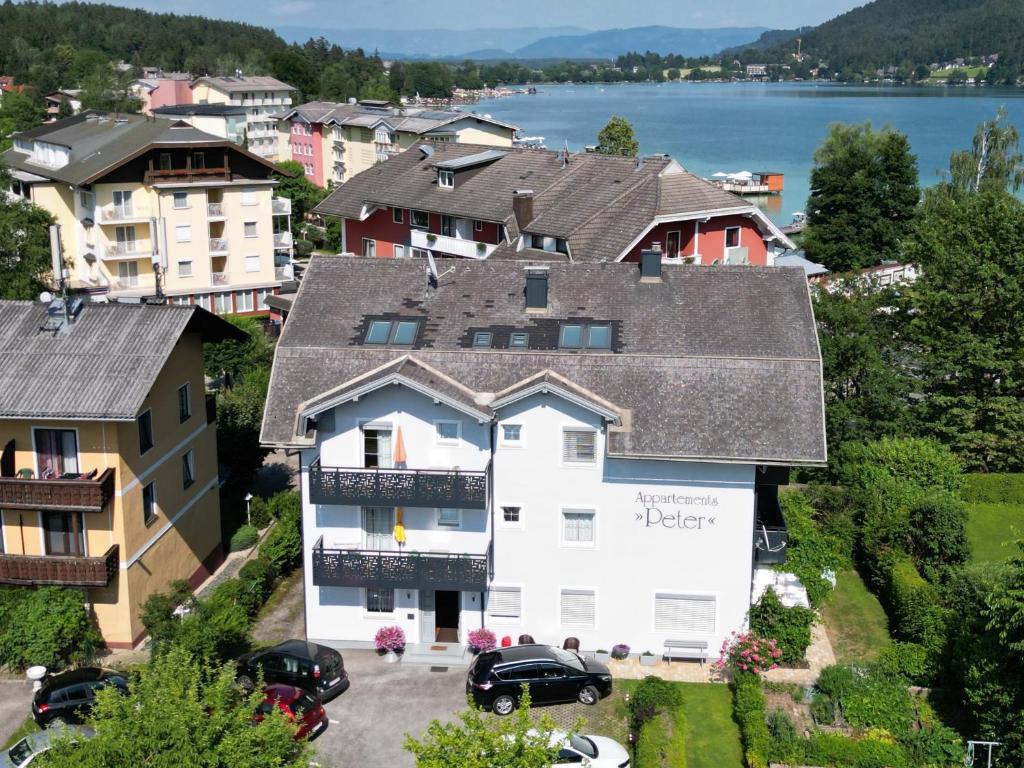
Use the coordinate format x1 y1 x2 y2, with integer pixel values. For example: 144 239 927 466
596 116 639 157
273 160 328 231
0 89 46 150
802 123 919 272
905 190 1024 471
41 648 309 768
0 185 57 300
948 107 1024 197
404 686 564 768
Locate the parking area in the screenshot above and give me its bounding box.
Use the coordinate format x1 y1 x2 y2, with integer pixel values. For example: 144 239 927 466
0 679 35 746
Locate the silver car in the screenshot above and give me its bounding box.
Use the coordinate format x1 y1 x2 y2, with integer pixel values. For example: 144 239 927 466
0 724 94 767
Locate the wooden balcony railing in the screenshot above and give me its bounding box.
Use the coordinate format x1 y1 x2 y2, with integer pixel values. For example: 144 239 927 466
0 545 119 587
0 467 115 512
309 458 487 510
311 537 488 591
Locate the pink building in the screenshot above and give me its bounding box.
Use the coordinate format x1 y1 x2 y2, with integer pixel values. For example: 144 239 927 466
289 120 324 186
133 75 193 114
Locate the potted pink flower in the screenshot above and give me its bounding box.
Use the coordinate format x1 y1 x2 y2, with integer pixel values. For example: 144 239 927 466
374 625 406 663
713 631 781 676
467 627 497 654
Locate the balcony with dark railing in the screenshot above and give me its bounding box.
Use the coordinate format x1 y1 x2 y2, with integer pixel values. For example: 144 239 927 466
0 544 119 587
753 485 787 565
312 537 489 591
309 458 487 510
0 467 115 512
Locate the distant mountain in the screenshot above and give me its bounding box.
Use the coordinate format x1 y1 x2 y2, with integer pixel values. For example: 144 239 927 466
275 26 589 59
768 0 1024 70
513 25 770 60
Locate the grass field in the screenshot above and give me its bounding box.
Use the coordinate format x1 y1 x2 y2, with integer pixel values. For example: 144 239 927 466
967 502 1024 566
821 568 891 664
928 66 986 80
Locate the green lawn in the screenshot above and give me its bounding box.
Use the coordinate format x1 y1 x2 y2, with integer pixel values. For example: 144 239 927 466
821 568 891 663
967 502 1024 566
928 66 986 80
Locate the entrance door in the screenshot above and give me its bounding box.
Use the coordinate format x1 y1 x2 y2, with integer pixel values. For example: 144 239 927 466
434 590 460 643
362 507 394 551
419 590 435 643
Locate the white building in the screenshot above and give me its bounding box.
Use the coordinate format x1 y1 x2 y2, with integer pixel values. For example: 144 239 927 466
261 254 826 657
191 75 296 160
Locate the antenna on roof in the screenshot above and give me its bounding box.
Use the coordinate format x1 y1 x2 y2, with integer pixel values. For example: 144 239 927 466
425 252 453 289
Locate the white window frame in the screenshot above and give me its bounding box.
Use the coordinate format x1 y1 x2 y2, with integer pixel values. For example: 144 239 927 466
561 427 597 467
244 221 258 238
725 226 741 250
362 238 376 258
486 585 522 623
214 292 233 315
244 254 261 273
436 508 461 528
499 423 524 448
559 587 597 629
393 244 405 259
235 291 254 313
172 191 189 210
410 210 429 230
392 207 403 224
651 591 718 635
362 587 396 618
241 188 258 206
560 506 597 549
474 219 483 232
174 224 191 243
499 503 523 530
438 169 454 188
177 260 192 278
434 420 460 445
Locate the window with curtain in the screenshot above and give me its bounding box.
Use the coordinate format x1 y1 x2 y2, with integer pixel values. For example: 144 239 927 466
33 429 78 478
362 507 395 551
562 429 596 464
362 427 392 468
365 588 394 613
43 511 85 556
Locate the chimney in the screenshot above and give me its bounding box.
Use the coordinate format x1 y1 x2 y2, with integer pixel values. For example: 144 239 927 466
640 241 662 282
525 266 548 311
513 189 534 229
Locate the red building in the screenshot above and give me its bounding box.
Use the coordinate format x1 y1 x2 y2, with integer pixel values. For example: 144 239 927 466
315 142 795 266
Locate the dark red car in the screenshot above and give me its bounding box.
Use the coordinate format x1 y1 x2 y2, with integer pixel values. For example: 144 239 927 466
254 684 328 741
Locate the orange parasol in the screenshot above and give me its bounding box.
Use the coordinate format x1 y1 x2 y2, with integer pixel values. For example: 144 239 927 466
393 426 408 544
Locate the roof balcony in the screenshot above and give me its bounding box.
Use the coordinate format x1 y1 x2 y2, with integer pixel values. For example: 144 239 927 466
273 231 293 249
311 537 488 592
272 197 291 216
410 229 496 260
0 467 115 513
0 545 119 587
308 458 487 510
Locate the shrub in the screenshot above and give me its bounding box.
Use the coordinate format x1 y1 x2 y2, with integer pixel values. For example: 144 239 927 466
229 524 259 552
961 472 1024 504
835 437 963 497
803 732 909 768
875 641 932 684
140 579 195 651
882 557 949 655
733 672 771 768
267 490 300 520
630 675 683 725
294 239 314 257
817 664 857 701
908 493 970 581
259 510 301 574
715 632 781 675
779 490 847 607
0 587 103 670
611 643 630 659
238 557 278 605
374 625 406 652
635 708 687 768
247 496 272 529
810 692 836 725
842 672 915 733
766 708 797 741
748 587 815 663
900 724 963 767
467 627 496 651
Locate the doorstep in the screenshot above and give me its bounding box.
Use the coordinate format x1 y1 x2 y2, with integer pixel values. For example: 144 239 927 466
400 642 470 667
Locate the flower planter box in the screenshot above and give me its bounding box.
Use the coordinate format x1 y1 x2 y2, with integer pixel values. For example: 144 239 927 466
592 651 611 663
640 654 658 666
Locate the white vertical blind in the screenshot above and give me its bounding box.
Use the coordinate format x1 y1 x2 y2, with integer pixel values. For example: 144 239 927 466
654 594 716 634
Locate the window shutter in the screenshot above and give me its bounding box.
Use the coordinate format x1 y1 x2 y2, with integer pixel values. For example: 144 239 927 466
654 594 716 634
487 587 521 619
560 590 595 628
562 430 596 463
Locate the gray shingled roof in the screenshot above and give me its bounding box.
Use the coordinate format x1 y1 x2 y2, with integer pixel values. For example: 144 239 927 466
278 101 517 134
313 142 786 263
261 255 826 465
0 301 244 421
192 75 296 92
153 104 248 117
1 111 260 187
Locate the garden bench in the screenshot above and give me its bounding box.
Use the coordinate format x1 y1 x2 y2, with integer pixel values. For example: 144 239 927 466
663 639 709 665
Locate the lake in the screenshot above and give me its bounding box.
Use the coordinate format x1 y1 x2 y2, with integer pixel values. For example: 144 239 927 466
475 82 1024 225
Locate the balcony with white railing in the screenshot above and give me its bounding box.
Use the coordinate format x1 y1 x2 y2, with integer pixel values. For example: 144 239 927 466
207 202 225 218
410 229 497 260
102 241 149 260
107 273 156 293
212 271 229 286
273 232 293 249
96 205 151 224
271 198 291 216
209 238 229 254
275 265 293 281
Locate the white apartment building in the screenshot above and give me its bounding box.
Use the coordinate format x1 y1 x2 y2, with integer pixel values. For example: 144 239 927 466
192 75 296 160
261 255 826 656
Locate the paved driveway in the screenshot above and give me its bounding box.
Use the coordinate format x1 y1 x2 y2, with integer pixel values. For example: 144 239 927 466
312 650 467 768
0 680 34 745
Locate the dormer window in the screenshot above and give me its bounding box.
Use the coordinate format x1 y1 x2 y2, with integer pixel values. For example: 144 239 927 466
438 169 454 188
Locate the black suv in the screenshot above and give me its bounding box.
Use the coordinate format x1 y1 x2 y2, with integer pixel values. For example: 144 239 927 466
31 668 129 728
237 639 349 701
466 644 613 715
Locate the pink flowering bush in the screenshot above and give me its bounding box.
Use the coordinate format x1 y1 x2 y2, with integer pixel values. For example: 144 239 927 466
374 625 406 652
467 627 497 651
713 631 782 675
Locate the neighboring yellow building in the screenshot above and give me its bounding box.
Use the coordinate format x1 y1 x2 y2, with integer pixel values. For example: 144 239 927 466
191 75 296 161
0 300 245 647
2 111 295 315
275 100 518 187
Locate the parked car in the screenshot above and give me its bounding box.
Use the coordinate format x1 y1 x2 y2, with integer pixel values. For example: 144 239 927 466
237 639 349 701
548 730 630 768
254 684 328 741
466 644 613 715
31 668 129 728
1 724 94 767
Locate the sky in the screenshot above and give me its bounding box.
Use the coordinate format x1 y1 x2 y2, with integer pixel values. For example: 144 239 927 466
75 0 865 31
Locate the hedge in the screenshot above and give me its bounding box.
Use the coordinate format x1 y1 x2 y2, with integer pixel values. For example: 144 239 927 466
0 586 103 671
733 672 771 768
748 586 815 663
803 732 910 768
635 707 687 768
961 473 1024 504
778 489 847 607
229 524 259 552
881 557 949 657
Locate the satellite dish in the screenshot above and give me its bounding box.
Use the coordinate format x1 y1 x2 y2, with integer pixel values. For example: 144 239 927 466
426 252 439 279
39 291 53 303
